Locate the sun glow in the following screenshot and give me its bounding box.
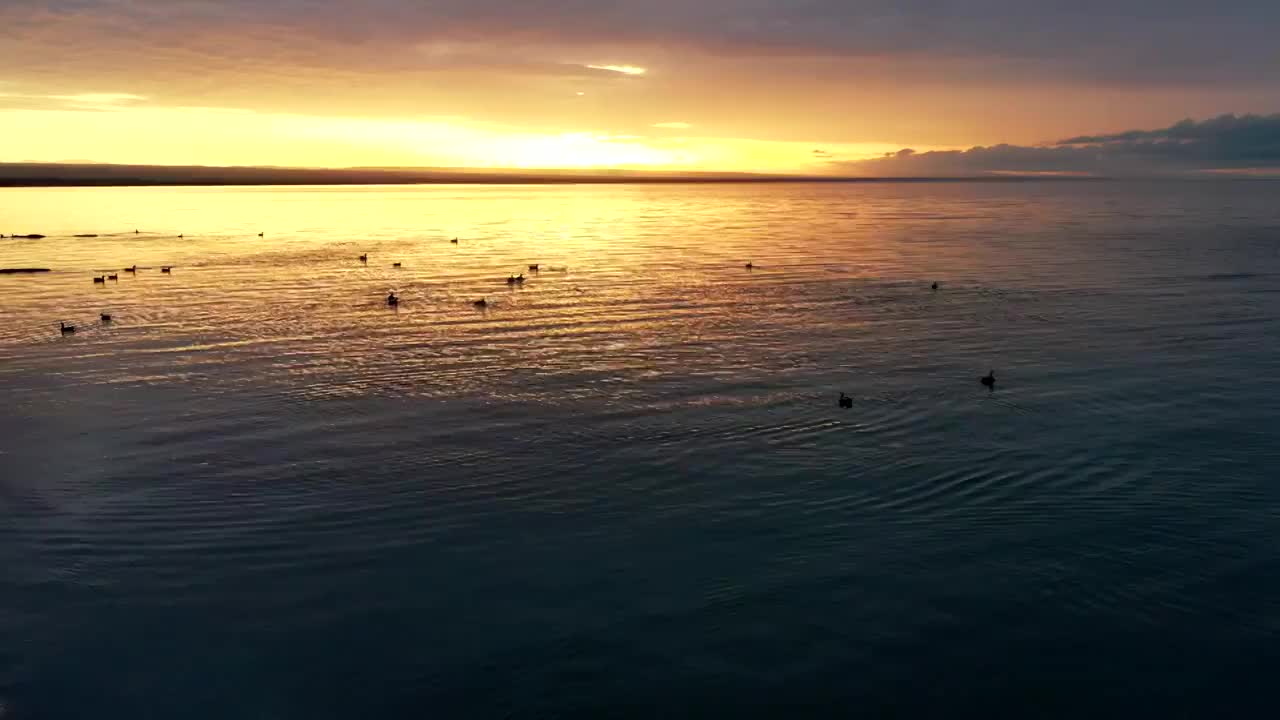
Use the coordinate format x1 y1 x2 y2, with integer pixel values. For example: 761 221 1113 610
1 102 934 173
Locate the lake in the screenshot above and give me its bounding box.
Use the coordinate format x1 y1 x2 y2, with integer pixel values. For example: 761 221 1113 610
3 181 1280 717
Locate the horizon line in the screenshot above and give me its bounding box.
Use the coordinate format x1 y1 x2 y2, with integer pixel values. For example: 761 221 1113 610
0 161 1271 188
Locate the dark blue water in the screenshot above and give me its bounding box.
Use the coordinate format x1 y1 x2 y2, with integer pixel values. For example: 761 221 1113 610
2 181 1280 717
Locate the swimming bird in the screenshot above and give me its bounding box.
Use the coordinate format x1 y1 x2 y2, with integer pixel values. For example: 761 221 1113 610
93 275 105 284
100 313 112 322
178 234 184 239
838 392 853 408
514 274 525 284
359 254 368 262
387 293 399 306
473 298 488 307
258 232 264 237
60 322 75 334
528 264 540 272
745 262 754 269
980 370 996 388
392 262 402 268
124 265 137 273
107 273 118 280
134 229 139 234
932 281 939 291
161 266 171 274
451 238 459 244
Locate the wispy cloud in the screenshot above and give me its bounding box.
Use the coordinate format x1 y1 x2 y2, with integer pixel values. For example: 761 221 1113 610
0 90 147 111
585 64 646 76
48 92 146 104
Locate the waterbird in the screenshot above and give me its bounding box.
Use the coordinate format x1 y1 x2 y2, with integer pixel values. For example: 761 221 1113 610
60 322 75 334
932 281 939 291
161 267 171 274
258 232 264 237
980 370 996 388
838 392 853 408
93 275 105 284
134 229 139 234
100 313 112 322
387 293 399 306
124 265 137 273
514 274 525 284
393 262 402 268
107 273 118 280
507 275 517 284
473 298 488 307
528 264 540 272
451 238 459 244
359 254 368 262
745 262 754 269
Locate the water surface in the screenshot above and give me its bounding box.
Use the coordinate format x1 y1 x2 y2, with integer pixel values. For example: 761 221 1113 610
3 181 1280 717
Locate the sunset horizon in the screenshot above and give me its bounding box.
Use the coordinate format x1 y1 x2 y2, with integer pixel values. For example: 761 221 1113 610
4 111 1280 180
7 2 1280 718
5 1 1280 176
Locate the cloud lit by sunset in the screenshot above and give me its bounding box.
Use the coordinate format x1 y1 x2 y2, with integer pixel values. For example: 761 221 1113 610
2 0 1279 174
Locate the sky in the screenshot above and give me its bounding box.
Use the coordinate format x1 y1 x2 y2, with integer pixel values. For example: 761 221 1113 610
2 0 1280 175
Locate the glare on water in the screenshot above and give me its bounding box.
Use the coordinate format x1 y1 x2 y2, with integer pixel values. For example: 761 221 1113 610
3 181 1280 717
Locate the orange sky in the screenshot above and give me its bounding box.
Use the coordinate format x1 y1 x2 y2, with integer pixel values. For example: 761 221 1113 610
3 1 1278 174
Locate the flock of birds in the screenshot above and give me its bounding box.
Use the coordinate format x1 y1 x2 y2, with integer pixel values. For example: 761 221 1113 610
379 244 537 310
45 229 994 398
60 263 176 334
55 233 539 334
56 229 264 335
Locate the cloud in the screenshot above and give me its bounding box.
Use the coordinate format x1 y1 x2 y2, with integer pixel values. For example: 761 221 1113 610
3 0 1280 161
48 92 146 104
0 90 147 111
584 64 646 76
840 114 1280 176
5 0 1280 90
653 121 691 129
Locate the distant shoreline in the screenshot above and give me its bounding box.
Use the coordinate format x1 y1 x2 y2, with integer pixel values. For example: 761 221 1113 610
0 162 1116 188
